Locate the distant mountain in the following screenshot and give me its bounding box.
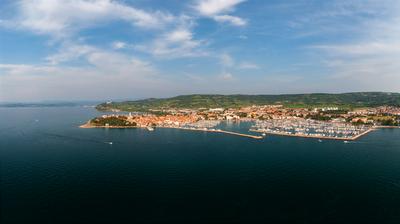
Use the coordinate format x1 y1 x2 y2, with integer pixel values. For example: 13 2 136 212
96 92 400 112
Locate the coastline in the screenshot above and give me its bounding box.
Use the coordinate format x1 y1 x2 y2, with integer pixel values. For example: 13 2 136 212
80 120 397 141
79 121 263 139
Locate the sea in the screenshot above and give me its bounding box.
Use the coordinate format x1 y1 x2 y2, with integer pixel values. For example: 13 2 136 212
1 106 400 223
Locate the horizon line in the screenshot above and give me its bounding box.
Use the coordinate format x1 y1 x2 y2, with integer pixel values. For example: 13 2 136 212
1 91 398 104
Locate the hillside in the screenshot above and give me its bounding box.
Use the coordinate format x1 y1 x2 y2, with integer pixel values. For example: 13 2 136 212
96 92 400 112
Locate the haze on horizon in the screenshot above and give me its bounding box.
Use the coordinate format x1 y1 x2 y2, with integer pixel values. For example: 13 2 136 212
1 0 400 102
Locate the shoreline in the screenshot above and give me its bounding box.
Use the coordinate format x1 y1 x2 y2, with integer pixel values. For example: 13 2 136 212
79 122 263 139
80 121 398 141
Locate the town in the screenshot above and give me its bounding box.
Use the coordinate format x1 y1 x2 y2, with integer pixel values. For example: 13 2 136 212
81 105 400 140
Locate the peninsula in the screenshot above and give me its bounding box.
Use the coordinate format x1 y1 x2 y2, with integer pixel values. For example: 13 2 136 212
82 92 400 141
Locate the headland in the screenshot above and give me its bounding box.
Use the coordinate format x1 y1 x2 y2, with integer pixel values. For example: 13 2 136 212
81 93 400 141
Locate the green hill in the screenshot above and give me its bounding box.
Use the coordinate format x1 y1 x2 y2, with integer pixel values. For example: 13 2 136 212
96 92 400 112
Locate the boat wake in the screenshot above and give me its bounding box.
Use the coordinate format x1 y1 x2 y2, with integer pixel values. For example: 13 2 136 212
344 141 368 144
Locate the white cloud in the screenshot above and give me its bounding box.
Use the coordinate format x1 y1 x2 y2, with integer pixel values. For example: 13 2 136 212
238 62 259 69
325 57 400 92
86 51 155 75
306 2 400 93
166 29 193 42
195 0 246 16
194 0 247 26
217 54 235 81
45 42 157 72
0 64 59 76
112 41 128 50
12 0 175 37
213 15 247 26
135 27 208 58
312 42 400 56
46 43 96 65
120 14 210 58
0 49 166 101
219 54 259 70
1 49 156 78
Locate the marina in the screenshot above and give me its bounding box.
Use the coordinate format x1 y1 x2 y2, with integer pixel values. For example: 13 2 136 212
250 128 373 141
81 106 399 141
80 117 386 141
250 118 373 141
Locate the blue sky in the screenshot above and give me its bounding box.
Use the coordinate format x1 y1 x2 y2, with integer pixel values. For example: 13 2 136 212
0 0 399 101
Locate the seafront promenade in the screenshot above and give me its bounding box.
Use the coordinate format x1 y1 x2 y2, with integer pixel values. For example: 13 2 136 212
80 122 263 139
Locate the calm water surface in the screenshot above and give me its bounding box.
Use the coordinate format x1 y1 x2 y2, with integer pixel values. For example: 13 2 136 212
1 107 400 223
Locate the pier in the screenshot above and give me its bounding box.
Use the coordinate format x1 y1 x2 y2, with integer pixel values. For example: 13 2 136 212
207 129 263 139
250 128 374 141
162 127 264 139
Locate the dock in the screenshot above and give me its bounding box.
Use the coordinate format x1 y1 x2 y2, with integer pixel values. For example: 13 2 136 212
249 128 374 141
208 129 263 139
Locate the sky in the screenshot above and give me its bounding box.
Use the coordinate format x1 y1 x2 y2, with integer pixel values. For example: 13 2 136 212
0 0 400 102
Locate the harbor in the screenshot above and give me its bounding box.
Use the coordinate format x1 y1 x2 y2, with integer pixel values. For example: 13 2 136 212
250 128 374 141
250 118 374 141
81 107 399 141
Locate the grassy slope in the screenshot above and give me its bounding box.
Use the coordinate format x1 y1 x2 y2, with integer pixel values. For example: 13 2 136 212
96 92 400 112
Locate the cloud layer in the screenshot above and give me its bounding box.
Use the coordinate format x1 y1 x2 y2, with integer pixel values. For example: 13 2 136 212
1 0 399 101
16 0 175 37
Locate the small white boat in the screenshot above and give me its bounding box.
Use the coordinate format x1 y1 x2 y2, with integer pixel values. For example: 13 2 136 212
344 141 349 143
262 133 266 136
318 139 322 142
147 126 154 131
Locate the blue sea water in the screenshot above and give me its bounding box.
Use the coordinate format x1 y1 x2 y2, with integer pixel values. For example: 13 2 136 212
1 107 400 223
